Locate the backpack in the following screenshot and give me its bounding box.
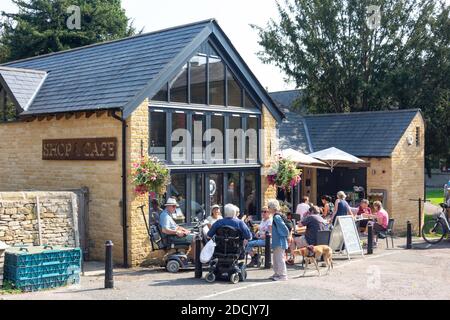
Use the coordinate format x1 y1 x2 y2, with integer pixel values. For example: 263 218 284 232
273 213 293 232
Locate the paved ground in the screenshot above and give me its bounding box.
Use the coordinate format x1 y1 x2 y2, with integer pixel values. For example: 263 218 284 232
2 237 450 300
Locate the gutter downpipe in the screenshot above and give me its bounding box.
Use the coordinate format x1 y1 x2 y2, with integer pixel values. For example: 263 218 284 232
111 110 129 268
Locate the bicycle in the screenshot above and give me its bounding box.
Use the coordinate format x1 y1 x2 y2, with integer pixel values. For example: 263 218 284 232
422 203 450 244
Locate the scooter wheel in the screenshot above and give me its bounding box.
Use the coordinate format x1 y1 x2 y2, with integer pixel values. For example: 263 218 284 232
205 273 216 283
166 260 181 273
230 273 240 284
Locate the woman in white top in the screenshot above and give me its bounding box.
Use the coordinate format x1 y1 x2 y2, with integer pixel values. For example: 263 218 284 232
206 204 223 229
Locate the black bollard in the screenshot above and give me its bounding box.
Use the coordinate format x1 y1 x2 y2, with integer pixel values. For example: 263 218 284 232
194 234 202 279
367 225 373 255
105 240 114 289
264 231 271 269
406 221 412 249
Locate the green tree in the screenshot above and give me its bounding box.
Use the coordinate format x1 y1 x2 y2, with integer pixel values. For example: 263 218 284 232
0 0 138 63
254 0 449 172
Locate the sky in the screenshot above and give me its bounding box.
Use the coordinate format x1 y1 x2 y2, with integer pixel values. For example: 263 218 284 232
0 0 294 92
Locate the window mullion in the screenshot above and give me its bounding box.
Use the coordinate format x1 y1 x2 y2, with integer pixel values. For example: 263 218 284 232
224 115 229 164
187 62 191 104
224 67 228 107
187 112 193 164
206 56 210 105
166 112 172 164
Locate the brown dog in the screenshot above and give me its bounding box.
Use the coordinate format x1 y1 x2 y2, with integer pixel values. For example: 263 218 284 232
294 245 333 276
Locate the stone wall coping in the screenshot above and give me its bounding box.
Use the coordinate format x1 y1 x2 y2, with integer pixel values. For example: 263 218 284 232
0 191 77 201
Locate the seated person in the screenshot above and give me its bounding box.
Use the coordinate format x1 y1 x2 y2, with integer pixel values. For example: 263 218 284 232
288 205 326 265
245 207 272 267
296 196 311 219
203 204 223 238
356 199 372 232
320 195 333 220
206 204 223 229
207 204 252 242
159 198 196 259
365 201 389 247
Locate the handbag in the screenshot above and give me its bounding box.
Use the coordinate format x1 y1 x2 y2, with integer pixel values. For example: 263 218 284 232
200 238 216 263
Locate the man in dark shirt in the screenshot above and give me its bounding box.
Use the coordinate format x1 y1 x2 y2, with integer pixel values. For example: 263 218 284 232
207 204 252 241
300 205 327 245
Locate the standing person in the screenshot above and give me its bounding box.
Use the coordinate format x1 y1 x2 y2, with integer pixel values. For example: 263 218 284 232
295 196 311 219
331 191 353 225
268 199 290 281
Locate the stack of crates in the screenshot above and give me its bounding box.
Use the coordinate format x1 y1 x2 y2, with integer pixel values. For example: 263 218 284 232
4 246 81 292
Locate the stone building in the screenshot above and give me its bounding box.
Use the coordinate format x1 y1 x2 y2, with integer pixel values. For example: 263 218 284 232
0 20 284 266
271 90 425 233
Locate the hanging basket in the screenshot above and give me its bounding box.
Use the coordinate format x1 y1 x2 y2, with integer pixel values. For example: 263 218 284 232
131 156 171 196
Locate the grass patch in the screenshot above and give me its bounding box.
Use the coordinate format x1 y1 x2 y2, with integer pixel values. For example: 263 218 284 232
426 188 445 206
0 281 23 295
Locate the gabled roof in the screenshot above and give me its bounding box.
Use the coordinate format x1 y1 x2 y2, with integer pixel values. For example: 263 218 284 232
0 66 47 111
279 106 421 157
2 19 283 122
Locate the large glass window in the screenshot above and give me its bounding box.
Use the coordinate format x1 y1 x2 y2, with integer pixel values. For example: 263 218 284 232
169 174 187 224
209 56 225 106
152 83 168 102
191 173 205 222
226 172 241 208
171 112 187 164
149 111 166 161
209 114 224 163
228 116 243 162
190 55 207 104
209 173 224 209
244 172 257 217
246 116 258 163
170 63 188 103
192 113 206 164
244 91 257 109
227 68 242 107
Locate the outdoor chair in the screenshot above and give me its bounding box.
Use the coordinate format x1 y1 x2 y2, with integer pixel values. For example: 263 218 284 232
376 218 395 248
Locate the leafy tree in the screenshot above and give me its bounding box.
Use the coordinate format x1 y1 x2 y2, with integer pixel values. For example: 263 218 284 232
0 0 138 63
254 0 449 172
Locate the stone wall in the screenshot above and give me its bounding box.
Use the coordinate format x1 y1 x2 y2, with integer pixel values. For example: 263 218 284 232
0 114 123 263
391 113 425 233
261 105 278 205
0 192 78 247
126 100 152 267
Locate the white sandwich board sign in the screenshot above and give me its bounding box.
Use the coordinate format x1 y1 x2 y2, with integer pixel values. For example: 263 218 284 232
329 216 364 259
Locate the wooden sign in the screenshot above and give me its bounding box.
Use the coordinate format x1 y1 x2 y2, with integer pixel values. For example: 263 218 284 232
329 216 364 259
43 138 117 160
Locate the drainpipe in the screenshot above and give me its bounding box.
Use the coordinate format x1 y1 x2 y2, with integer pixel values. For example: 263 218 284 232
111 110 129 268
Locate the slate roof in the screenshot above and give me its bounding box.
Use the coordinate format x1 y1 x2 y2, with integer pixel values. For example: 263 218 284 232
303 109 421 157
0 67 47 111
1 19 284 121
279 108 421 157
279 107 312 154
